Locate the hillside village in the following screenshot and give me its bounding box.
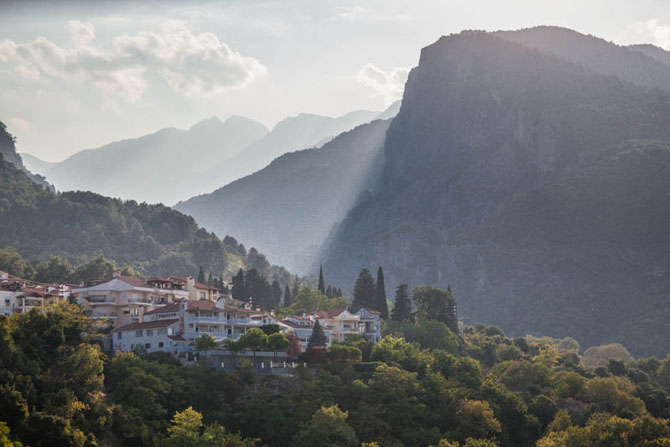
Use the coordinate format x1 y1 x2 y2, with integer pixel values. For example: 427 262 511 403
0 269 382 363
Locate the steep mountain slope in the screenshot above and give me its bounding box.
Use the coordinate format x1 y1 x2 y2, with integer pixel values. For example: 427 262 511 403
24 116 269 205
200 110 380 190
322 31 670 356
0 125 290 283
0 121 50 188
176 119 390 272
496 26 670 91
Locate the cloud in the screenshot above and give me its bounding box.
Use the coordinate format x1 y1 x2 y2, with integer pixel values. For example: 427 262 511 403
0 21 266 107
357 63 409 104
633 19 670 49
8 117 31 132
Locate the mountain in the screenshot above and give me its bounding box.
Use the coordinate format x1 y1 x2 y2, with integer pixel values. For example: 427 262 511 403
24 116 269 205
176 118 390 272
322 30 670 356
198 110 381 191
629 43 670 67
0 122 51 188
496 26 670 91
0 122 290 283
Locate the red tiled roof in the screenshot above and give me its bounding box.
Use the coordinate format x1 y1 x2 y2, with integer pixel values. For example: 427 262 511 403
114 318 180 332
143 302 182 316
187 300 224 312
313 309 346 319
193 281 221 292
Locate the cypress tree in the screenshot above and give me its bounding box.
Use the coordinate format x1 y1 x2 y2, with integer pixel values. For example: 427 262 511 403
207 273 213 286
292 275 299 299
375 266 389 319
231 269 246 300
271 280 282 309
318 265 325 294
326 285 333 298
284 285 292 307
391 284 411 322
351 268 376 311
219 273 224 289
308 320 328 348
197 266 206 284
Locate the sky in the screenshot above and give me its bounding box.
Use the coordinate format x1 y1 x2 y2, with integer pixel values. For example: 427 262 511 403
1 0 670 162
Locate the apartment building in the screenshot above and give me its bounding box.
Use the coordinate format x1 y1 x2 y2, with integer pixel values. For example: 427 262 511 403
112 318 186 353
278 315 334 349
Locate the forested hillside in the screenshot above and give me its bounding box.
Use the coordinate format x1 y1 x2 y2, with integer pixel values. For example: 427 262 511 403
322 30 670 356
4 303 670 447
0 122 290 283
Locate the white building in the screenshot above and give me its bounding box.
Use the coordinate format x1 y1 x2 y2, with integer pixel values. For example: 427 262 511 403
112 318 186 353
278 315 334 349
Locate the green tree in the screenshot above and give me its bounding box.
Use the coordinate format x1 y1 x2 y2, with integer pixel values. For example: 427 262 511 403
271 280 282 309
292 276 299 300
391 284 412 322
283 285 292 307
308 320 328 349
375 267 389 319
318 265 325 294
69 254 116 283
351 268 376 312
294 405 359 447
197 266 206 284
195 333 218 351
231 269 246 301
238 328 268 363
166 406 203 447
0 422 23 447
266 332 290 356
413 286 458 333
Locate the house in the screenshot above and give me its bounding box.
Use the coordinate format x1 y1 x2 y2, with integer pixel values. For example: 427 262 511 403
0 277 23 316
168 276 223 302
72 274 189 328
112 318 185 353
1 279 72 315
313 309 363 343
355 308 382 343
278 315 334 349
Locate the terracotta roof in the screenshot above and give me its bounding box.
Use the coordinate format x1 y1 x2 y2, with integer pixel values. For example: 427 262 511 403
187 300 224 312
193 281 221 292
143 302 182 316
114 318 180 332
313 309 346 319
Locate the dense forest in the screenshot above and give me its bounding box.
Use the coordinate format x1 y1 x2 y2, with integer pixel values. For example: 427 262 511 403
0 122 291 285
3 293 670 447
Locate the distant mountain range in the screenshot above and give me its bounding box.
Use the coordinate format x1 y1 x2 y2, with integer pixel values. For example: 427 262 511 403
0 121 291 283
23 109 386 205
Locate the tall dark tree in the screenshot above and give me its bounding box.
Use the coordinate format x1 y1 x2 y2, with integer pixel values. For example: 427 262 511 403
326 285 333 298
391 284 412 322
271 280 283 309
318 265 325 294
307 320 328 349
375 266 389 319
292 275 300 300
218 273 224 289
231 269 246 300
197 266 206 284
207 272 213 286
412 286 458 333
284 285 292 307
245 268 271 309
350 268 376 311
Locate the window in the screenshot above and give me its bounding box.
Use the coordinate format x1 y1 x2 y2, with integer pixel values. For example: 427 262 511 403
117 332 122 340
157 328 167 336
146 329 153 336
135 330 143 337
145 343 151 349
158 342 164 348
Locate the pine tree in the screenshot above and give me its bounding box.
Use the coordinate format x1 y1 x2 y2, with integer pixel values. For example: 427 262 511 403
351 268 376 311
318 265 325 294
326 285 333 298
391 284 412 322
375 267 389 319
284 285 292 307
197 266 206 284
219 273 224 289
308 320 328 348
271 280 282 309
231 269 246 300
207 273 213 286
292 275 299 299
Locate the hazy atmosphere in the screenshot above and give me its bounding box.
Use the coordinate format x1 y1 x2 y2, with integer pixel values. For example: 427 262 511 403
1 0 669 161
4 2 670 447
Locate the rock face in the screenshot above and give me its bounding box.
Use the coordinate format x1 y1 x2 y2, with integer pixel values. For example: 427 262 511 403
322 30 670 355
0 121 51 189
176 119 390 272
